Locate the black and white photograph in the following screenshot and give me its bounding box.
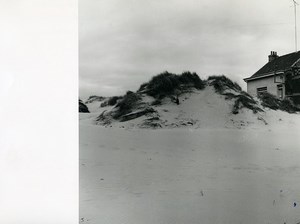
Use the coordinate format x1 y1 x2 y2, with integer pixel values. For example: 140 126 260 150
0 1 77 223
79 0 300 224
4 0 300 223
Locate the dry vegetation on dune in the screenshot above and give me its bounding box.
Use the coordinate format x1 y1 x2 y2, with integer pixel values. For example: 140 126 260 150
259 92 300 113
207 75 300 114
100 96 122 107
207 75 262 114
92 73 300 126
139 71 205 99
97 71 206 124
208 75 242 93
112 91 142 119
79 99 90 113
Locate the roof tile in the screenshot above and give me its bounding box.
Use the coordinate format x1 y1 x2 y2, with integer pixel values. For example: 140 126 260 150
248 51 300 79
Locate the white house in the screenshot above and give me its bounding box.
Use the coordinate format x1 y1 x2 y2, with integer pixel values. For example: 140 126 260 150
244 51 300 104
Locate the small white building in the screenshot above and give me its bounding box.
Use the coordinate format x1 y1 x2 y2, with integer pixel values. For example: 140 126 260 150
244 51 300 104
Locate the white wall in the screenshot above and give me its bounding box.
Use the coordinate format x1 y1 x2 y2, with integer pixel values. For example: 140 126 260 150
247 76 284 97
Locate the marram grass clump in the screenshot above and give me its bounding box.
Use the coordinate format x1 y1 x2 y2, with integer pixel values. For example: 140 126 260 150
208 75 242 94
139 71 205 99
259 92 300 113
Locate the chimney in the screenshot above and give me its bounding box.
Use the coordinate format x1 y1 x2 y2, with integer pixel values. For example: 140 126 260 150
268 51 278 62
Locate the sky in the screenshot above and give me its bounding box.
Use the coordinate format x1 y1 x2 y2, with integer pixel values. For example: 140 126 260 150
79 0 297 98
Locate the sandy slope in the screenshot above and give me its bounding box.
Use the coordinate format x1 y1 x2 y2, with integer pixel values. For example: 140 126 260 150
80 88 300 224
82 86 300 130
80 124 300 224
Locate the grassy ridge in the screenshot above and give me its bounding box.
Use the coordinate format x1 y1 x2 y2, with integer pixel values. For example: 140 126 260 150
139 71 205 98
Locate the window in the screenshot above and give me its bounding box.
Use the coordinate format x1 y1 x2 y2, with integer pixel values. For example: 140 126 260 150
277 85 283 99
257 87 267 96
274 74 284 83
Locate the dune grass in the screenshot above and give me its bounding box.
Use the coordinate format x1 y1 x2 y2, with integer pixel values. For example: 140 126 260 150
259 92 300 113
139 71 205 98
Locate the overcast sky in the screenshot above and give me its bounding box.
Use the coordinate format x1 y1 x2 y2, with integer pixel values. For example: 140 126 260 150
79 0 297 98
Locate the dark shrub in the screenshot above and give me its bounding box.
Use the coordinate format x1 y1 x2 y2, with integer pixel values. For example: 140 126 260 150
292 95 300 105
79 99 90 113
280 99 296 112
223 92 236 100
259 92 300 113
208 75 242 93
178 71 205 89
146 71 180 97
259 92 281 110
139 71 204 98
107 96 122 106
232 94 263 114
101 96 122 107
113 92 141 119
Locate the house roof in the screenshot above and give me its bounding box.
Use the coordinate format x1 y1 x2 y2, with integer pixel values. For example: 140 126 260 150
245 51 300 81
